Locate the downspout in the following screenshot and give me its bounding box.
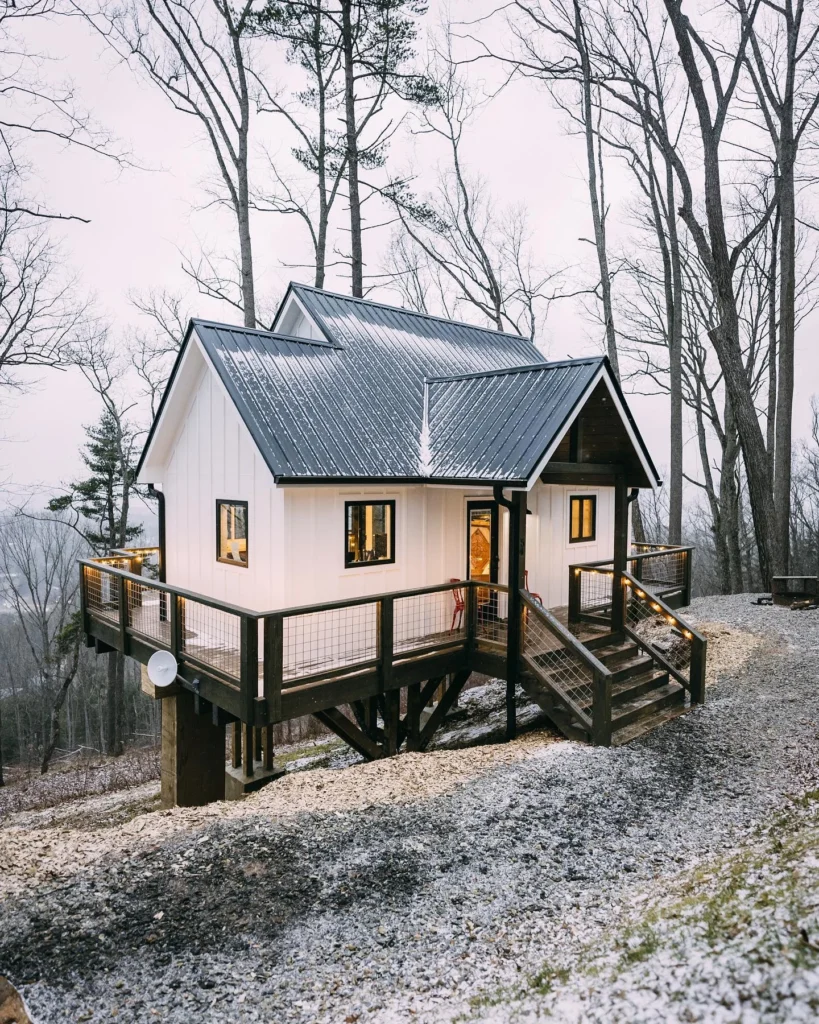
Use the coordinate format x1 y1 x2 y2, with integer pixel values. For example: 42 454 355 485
148 484 166 583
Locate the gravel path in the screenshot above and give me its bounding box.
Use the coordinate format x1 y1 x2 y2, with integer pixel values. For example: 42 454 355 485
2 595 819 1023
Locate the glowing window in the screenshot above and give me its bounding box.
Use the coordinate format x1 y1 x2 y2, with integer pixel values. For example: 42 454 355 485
569 495 596 543
345 501 395 567
217 500 248 566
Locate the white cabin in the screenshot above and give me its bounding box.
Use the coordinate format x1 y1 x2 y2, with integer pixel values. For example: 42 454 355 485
137 284 660 617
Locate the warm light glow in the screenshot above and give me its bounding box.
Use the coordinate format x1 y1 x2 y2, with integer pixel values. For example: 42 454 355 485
683 630 692 640
636 590 645 598
574 568 581 576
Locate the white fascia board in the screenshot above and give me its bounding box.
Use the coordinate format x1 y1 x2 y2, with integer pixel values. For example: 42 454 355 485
524 365 661 492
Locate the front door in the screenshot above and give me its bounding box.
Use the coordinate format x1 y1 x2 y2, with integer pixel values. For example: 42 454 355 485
466 501 499 615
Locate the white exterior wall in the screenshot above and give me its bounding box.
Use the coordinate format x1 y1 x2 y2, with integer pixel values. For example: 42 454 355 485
526 480 616 608
161 363 285 612
158 365 618 614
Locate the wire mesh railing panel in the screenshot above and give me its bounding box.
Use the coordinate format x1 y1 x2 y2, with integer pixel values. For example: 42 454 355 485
631 549 687 589
577 568 613 617
394 587 465 654
475 585 508 646
180 598 242 680
522 606 595 717
282 603 378 683
625 585 693 680
124 578 168 646
83 566 119 622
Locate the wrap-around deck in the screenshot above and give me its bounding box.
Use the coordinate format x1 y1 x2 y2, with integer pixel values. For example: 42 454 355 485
81 542 705 775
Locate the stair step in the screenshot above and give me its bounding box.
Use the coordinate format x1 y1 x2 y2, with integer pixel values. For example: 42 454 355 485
612 706 691 746
592 642 639 667
610 654 654 683
611 668 670 704
611 682 686 730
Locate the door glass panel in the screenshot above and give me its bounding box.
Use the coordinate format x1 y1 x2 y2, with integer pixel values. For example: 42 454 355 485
468 506 494 609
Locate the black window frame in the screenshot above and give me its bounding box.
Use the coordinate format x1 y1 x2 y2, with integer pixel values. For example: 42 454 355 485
216 499 249 567
569 494 597 544
344 499 396 568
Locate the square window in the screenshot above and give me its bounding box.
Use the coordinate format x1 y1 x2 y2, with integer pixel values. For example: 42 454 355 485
217 500 248 566
345 501 395 567
569 495 596 543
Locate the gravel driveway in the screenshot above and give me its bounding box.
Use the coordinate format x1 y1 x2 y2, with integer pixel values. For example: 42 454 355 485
3 595 819 1023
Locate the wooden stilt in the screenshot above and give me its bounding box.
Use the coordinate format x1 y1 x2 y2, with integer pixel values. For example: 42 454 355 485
262 723 274 771
242 722 254 777
384 689 400 756
406 682 421 751
232 721 241 769
253 725 262 763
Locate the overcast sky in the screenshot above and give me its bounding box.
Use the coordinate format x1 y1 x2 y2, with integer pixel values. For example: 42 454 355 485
4 2 819 510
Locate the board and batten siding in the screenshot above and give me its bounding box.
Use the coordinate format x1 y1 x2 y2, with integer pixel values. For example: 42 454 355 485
161 360 284 612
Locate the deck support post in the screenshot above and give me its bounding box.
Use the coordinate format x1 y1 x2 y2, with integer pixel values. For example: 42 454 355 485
612 469 629 634
161 690 226 807
502 489 527 743
384 690 400 756
405 683 421 751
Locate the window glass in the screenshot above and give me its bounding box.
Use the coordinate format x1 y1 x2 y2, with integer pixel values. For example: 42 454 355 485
345 501 395 567
569 495 596 543
217 501 248 565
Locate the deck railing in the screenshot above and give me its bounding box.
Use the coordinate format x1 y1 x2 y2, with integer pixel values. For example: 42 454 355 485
520 591 613 745
80 556 506 728
568 544 694 626
620 571 706 704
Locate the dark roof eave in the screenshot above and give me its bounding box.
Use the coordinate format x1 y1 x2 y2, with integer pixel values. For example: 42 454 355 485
273 474 531 488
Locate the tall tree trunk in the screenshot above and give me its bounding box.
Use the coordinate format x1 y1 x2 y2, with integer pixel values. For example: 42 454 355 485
774 142 796 574
0 700 4 787
235 32 256 326
106 651 119 757
341 0 364 297
574 0 618 375
41 645 81 775
721 405 744 593
766 212 779 484
666 167 684 544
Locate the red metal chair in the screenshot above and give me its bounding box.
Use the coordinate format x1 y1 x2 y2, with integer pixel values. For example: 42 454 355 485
525 570 543 606
450 578 465 631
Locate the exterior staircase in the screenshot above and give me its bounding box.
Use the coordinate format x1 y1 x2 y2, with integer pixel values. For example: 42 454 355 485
521 631 689 746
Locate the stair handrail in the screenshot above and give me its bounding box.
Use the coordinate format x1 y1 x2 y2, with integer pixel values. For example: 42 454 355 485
620 571 706 704
520 589 614 744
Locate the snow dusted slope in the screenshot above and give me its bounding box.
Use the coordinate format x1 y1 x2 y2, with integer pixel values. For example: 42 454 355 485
2 597 819 1024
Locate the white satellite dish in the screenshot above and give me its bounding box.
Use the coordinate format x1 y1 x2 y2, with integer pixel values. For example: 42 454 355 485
147 649 179 688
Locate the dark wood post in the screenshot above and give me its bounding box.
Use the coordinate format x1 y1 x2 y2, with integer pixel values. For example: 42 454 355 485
406 682 421 751
682 548 693 607
591 668 612 746
263 613 283 724
505 490 527 742
378 596 394 694
611 469 629 633
240 616 259 777
169 594 183 662
568 567 581 624
262 724 274 771
232 721 241 769
384 690 400 756
690 636 707 704
116 573 128 655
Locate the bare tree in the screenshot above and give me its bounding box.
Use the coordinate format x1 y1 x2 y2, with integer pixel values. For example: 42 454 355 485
251 0 347 288
384 36 571 339
0 169 86 389
739 0 819 573
0 515 85 775
78 0 263 326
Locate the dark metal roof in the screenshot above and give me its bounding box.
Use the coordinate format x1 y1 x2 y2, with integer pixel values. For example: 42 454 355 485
426 360 604 481
138 284 660 486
